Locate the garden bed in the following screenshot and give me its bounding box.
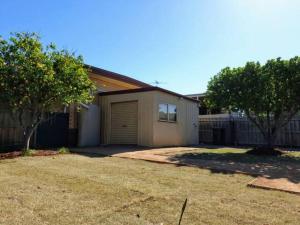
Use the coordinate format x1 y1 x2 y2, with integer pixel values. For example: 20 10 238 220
0 150 59 160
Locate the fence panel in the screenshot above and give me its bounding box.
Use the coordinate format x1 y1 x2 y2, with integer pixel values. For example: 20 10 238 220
199 117 231 145
234 118 265 145
199 115 300 147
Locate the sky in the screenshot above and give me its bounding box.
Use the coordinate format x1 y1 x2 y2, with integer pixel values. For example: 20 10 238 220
1 0 300 94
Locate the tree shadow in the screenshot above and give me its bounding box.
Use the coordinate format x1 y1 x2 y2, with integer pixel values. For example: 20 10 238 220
197 144 250 150
70 145 149 157
168 152 300 184
72 151 107 158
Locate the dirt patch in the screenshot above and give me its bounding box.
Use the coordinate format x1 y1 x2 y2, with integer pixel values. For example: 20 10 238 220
0 150 59 160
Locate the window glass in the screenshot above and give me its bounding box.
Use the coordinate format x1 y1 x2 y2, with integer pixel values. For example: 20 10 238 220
159 104 168 121
168 104 177 122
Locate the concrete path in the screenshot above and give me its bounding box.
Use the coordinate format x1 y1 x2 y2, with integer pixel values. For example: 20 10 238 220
71 145 300 195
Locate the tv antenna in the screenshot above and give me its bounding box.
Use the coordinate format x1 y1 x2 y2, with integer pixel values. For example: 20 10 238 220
151 80 167 87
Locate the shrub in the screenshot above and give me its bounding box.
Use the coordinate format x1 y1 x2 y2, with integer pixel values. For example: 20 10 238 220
22 149 36 156
58 147 70 154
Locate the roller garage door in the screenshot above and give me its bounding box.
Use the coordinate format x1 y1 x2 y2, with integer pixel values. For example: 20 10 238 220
111 101 138 144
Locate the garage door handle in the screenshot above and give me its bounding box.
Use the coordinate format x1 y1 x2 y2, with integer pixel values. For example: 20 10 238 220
122 125 127 127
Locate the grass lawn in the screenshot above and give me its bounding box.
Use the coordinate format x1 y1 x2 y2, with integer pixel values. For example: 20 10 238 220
0 153 299 225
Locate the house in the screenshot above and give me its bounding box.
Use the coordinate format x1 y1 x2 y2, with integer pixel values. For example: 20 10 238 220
75 65 199 147
0 65 199 149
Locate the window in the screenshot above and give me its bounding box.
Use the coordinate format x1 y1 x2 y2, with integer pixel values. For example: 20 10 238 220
159 104 177 122
168 104 177 122
159 104 168 121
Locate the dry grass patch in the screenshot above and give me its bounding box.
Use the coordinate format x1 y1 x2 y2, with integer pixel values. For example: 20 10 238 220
0 154 299 225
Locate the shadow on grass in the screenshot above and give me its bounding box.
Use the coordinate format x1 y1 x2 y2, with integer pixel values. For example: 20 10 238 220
71 151 107 158
169 151 300 184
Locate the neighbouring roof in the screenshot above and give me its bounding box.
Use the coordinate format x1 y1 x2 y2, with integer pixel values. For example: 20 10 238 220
98 87 199 103
85 64 151 88
185 93 206 97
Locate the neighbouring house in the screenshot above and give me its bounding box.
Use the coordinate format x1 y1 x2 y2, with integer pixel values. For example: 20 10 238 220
185 93 206 102
185 93 223 115
72 65 199 147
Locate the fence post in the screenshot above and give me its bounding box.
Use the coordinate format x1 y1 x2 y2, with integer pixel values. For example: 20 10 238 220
230 119 236 145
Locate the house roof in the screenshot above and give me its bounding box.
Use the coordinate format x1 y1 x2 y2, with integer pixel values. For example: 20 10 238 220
98 87 199 103
85 64 151 88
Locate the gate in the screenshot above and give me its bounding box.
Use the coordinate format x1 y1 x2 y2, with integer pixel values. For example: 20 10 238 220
36 113 69 148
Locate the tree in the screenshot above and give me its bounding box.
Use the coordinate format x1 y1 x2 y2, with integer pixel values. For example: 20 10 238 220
0 32 95 151
206 57 300 151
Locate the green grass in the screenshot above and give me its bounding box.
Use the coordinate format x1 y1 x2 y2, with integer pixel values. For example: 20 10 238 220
0 154 299 225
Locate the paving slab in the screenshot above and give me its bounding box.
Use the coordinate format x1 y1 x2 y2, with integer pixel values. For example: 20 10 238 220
248 177 300 195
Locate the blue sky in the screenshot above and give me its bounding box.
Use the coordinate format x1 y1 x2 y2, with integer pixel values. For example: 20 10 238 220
1 0 300 94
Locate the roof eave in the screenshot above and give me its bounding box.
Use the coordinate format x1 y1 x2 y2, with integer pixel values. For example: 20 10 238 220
98 87 199 103
85 64 151 88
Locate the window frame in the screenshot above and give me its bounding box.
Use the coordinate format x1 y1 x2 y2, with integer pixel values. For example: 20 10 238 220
158 103 177 123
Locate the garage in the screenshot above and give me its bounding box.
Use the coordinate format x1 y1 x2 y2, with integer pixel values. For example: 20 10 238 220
99 87 199 147
111 101 138 144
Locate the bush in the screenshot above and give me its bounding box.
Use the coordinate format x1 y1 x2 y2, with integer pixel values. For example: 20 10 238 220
22 149 36 156
58 147 70 154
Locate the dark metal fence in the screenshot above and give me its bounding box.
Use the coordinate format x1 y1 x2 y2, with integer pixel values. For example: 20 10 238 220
0 110 70 150
199 115 300 147
0 110 24 149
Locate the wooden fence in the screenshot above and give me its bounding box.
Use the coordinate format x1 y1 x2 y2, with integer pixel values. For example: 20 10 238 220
0 110 24 149
199 115 300 147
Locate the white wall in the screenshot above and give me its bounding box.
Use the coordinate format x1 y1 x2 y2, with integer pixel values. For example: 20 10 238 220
78 104 100 147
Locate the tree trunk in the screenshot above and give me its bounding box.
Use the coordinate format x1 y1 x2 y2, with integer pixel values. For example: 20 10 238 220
23 119 41 152
20 111 45 152
23 126 35 151
265 133 275 150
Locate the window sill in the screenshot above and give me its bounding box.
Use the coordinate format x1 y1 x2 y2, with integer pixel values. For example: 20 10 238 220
158 120 177 123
